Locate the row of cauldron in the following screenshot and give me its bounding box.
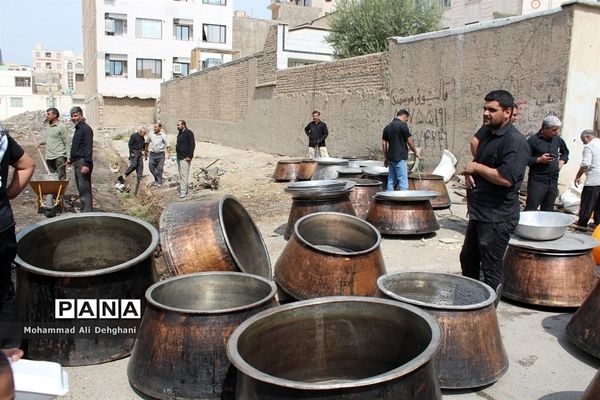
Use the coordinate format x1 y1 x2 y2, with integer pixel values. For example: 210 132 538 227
12 197 600 399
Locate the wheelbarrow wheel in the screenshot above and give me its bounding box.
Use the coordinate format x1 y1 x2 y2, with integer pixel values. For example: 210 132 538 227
44 194 56 218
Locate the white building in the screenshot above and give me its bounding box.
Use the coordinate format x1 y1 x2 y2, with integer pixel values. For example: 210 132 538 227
276 21 334 69
32 44 84 97
82 0 234 128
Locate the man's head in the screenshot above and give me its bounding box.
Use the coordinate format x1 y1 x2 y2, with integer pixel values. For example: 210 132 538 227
70 106 84 124
153 122 162 133
541 115 562 139
138 126 147 137
511 105 519 123
176 120 186 132
46 107 59 124
483 90 515 130
580 129 596 145
312 111 321 123
396 109 410 122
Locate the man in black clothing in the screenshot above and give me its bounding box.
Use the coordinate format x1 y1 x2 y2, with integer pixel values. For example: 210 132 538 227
0 125 35 360
116 126 148 194
382 109 419 191
176 120 195 198
304 111 329 158
524 116 569 211
460 90 529 297
67 106 94 212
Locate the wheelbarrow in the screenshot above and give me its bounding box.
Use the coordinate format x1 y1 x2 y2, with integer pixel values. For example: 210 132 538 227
29 176 69 217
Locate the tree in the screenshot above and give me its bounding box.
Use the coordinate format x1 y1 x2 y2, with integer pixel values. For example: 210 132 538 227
326 0 443 59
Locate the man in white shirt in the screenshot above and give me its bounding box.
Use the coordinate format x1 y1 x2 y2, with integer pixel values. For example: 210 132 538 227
146 122 170 187
574 129 600 227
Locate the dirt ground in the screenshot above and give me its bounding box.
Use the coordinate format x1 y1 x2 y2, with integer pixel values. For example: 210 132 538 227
8 127 600 399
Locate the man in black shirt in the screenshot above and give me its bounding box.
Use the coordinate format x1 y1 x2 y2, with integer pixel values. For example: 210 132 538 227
67 106 94 212
304 111 329 158
116 126 148 194
0 125 35 360
524 116 569 211
176 120 195 198
460 90 529 298
382 109 419 191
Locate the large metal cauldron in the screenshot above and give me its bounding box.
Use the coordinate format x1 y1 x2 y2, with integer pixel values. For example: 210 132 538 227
408 174 451 209
128 272 278 400
346 178 383 220
272 159 302 182
566 278 600 358
160 196 271 279
312 158 348 180
15 213 159 366
503 245 597 307
297 159 317 181
275 212 386 300
366 198 439 235
582 370 600 400
284 191 356 240
377 272 508 388
226 297 442 400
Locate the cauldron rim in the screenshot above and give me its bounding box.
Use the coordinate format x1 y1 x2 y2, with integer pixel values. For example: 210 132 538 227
218 195 273 278
377 272 496 311
145 271 278 314
293 212 381 255
14 212 159 277
226 296 441 390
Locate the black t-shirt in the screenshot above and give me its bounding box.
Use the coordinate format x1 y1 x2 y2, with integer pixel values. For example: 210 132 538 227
0 135 25 232
128 132 146 152
526 130 569 183
468 123 529 222
382 118 411 162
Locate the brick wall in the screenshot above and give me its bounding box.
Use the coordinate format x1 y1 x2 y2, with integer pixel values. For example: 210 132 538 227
102 97 156 128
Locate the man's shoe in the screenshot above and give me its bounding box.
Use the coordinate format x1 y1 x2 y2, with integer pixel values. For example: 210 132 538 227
116 175 125 184
179 193 187 198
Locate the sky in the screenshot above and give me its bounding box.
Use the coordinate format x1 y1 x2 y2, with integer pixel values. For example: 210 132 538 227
0 0 271 66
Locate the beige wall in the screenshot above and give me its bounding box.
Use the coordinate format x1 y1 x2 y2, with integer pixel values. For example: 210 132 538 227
102 97 156 129
160 3 597 178
232 13 277 60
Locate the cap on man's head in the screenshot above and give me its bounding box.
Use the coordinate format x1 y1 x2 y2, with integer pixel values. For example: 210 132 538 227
542 115 561 128
70 106 83 115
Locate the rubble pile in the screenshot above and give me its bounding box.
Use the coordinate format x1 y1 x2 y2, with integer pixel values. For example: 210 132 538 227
192 166 225 190
1 110 75 140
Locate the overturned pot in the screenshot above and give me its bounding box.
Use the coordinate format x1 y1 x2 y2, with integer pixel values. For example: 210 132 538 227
378 272 508 388
160 196 271 279
273 159 302 182
566 278 600 358
275 212 386 300
15 213 159 366
408 174 451 209
346 178 383 220
297 159 317 181
128 272 278 400
226 296 442 400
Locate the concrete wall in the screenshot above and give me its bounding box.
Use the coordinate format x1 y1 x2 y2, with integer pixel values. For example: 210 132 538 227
232 12 276 60
159 3 598 181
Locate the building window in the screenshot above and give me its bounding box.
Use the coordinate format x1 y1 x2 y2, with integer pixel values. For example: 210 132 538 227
105 54 128 77
67 72 74 92
76 61 83 68
136 58 162 78
441 0 451 6
136 18 162 39
105 14 127 36
10 97 23 107
46 97 57 108
67 61 73 70
14 77 32 87
202 24 226 43
45 52 51 58
76 73 84 82
201 58 221 69
174 19 193 40
202 0 226 5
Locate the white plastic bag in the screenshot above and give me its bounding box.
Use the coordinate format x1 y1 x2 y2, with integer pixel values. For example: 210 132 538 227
560 183 582 214
432 150 457 183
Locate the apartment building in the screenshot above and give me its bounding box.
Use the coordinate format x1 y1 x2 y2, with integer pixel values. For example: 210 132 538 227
32 44 84 97
82 0 234 128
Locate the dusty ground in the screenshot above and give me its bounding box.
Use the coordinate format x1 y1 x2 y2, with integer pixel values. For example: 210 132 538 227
8 127 600 399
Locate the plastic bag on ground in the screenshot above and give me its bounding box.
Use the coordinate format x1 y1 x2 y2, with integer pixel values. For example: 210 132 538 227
432 149 457 183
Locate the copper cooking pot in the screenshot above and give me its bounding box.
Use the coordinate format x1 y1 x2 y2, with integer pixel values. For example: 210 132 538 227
275 212 386 300
502 245 597 307
312 161 348 180
284 192 356 240
366 198 439 235
272 159 302 182
297 159 317 181
582 370 600 400
226 297 442 399
128 272 278 399
15 213 158 366
377 272 508 389
408 174 451 209
566 278 600 358
346 178 383 220
160 196 271 279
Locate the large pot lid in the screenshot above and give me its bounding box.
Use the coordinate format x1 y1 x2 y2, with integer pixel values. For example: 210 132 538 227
375 190 440 202
362 166 389 176
313 157 348 165
509 232 600 253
